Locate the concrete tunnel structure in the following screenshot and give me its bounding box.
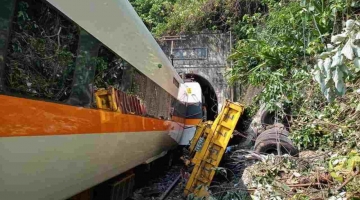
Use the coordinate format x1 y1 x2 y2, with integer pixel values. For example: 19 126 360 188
160 32 235 118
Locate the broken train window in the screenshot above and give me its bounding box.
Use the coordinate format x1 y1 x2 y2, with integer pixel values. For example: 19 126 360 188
4 0 79 101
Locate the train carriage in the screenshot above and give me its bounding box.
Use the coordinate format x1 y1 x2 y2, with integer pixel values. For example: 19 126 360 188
0 0 201 199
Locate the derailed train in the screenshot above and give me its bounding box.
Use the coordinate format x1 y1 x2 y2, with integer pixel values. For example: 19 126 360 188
0 0 204 199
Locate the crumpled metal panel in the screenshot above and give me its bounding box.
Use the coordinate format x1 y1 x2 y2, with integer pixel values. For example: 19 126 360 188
95 87 147 116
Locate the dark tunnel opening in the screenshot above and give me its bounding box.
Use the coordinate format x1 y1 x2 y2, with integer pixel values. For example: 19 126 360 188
185 73 218 121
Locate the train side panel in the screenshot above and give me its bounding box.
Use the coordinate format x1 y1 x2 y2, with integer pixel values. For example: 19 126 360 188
0 95 183 200
0 0 187 199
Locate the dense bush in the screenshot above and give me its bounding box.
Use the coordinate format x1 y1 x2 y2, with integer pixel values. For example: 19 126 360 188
130 0 265 37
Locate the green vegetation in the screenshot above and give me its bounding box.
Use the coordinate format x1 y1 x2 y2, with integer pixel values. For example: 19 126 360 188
129 0 176 36
130 0 264 37
225 0 360 154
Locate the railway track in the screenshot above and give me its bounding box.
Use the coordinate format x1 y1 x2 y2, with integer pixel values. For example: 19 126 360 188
158 174 181 200
130 161 186 200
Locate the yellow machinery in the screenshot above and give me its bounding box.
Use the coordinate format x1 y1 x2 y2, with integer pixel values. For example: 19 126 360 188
94 87 146 115
184 100 245 198
95 87 119 112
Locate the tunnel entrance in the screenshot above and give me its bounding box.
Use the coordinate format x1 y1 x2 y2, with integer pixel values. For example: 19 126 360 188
185 74 218 121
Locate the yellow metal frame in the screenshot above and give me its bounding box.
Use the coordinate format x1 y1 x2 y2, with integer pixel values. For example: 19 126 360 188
94 88 119 112
188 121 213 154
184 100 244 197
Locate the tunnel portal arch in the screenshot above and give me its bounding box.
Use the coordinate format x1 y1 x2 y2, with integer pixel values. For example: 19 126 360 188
185 73 218 121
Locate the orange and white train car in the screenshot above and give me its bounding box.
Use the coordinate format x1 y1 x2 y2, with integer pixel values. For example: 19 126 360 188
0 0 200 199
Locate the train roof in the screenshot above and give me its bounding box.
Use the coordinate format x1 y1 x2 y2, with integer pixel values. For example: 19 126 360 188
47 0 183 97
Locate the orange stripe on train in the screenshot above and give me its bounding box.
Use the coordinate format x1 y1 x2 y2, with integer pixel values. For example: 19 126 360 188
0 95 184 137
185 119 202 126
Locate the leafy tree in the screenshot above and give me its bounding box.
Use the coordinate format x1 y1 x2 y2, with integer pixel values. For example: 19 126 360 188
129 0 176 36
130 0 265 37
162 0 264 36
